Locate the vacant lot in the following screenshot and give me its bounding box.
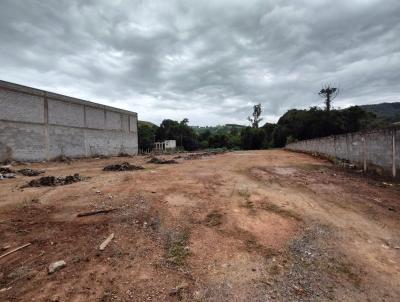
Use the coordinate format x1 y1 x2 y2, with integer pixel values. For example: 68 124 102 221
0 150 399 301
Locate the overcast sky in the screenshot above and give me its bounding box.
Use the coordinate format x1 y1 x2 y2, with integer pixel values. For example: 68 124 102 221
1 0 399 125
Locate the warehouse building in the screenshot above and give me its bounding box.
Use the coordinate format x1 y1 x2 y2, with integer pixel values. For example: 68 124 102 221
0 80 138 162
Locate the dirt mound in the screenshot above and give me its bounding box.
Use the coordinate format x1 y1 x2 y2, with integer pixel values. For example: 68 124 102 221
147 157 178 164
18 168 45 176
103 162 144 171
25 173 83 187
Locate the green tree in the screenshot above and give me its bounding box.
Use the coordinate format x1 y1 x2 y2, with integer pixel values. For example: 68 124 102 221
156 118 200 151
138 122 158 151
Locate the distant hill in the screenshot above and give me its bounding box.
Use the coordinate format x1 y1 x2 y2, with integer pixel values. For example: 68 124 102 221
138 120 157 128
360 102 400 122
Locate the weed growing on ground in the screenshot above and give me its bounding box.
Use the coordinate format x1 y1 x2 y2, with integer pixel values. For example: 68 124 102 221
165 230 190 266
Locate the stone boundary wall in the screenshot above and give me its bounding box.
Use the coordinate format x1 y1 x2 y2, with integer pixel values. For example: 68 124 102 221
285 127 399 178
0 80 138 162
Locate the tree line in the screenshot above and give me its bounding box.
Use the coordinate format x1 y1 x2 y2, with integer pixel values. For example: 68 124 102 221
139 101 390 151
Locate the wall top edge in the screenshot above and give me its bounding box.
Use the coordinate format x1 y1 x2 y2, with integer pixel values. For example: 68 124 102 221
0 79 137 117
286 126 400 146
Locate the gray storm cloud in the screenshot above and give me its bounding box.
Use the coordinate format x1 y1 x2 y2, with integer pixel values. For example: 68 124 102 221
0 0 399 125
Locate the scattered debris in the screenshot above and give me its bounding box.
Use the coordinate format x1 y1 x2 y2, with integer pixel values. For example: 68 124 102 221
103 162 144 171
48 260 66 274
0 243 31 259
77 208 117 217
0 167 15 174
24 174 83 187
0 166 16 179
204 211 223 226
99 233 114 251
183 150 227 160
0 287 12 293
18 168 45 177
147 157 178 164
0 173 16 179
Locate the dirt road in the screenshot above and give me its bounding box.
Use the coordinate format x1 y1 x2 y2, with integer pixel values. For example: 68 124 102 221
0 150 399 301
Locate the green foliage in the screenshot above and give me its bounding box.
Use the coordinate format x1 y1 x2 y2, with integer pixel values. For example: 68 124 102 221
272 106 390 147
156 118 199 151
360 102 400 122
139 103 391 152
138 121 157 150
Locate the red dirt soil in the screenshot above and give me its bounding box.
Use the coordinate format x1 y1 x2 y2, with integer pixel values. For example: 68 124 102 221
0 150 399 301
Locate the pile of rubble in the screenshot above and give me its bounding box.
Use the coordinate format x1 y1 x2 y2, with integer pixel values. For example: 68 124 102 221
25 173 84 187
1 166 45 180
103 162 144 171
18 168 45 176
147 157 178 164
0 167 16 179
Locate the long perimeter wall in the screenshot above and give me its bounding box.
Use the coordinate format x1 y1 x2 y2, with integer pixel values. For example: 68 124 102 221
286 127 399 178
0 80 138 162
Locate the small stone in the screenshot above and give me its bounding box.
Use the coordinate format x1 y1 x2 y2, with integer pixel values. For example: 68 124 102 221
48 260 66 274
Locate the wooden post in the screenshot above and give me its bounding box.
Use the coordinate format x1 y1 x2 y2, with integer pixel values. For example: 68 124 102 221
393 131 396 178
362 136 367 172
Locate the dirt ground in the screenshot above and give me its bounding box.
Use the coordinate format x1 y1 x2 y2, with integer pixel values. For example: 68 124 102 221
0 150 399 302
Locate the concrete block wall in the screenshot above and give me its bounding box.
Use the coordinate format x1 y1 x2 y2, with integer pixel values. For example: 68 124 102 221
0 80 138 162
286 127 399 178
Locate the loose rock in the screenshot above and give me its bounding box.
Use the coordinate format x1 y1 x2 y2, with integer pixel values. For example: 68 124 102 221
48 260 66 274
